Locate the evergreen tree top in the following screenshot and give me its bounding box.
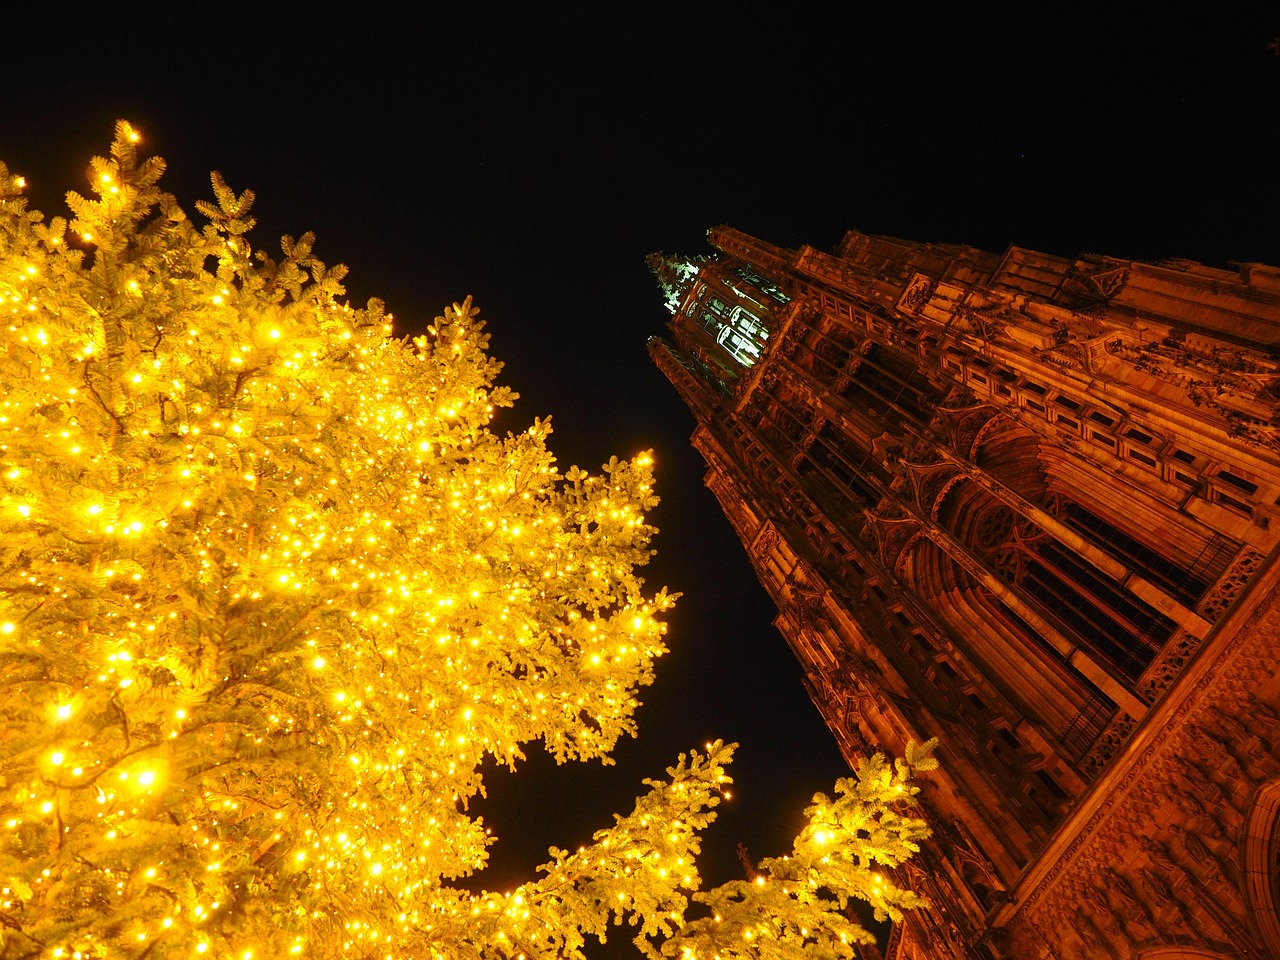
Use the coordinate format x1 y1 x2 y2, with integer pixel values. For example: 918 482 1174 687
0 124 931 960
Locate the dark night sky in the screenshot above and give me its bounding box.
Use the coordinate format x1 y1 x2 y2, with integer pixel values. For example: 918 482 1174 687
4 6 1279 950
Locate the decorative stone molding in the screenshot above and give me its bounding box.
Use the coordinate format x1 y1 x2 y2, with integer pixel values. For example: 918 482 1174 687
1077 710 1139 779
1137 629 1204 702
1060 260 1128 306
785 560 833 633
749 523 781 564
1198 547 1266 622
1104 336 1280 449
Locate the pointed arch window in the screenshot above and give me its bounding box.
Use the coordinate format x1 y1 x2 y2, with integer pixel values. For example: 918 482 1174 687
696 299 768 367
973 496 1177 682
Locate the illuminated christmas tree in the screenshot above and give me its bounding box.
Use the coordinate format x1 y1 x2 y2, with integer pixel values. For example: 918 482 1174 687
0 123 933 960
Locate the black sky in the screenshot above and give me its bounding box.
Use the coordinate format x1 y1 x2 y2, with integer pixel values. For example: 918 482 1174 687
4 6 1279 952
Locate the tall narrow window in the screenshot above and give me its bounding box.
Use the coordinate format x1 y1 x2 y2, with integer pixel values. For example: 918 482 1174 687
716 305 769 366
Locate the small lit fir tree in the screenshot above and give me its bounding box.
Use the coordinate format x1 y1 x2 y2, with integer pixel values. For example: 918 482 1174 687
0 124 935 960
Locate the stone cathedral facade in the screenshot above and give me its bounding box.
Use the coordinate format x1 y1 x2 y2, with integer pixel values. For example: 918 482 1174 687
648 227 1280 959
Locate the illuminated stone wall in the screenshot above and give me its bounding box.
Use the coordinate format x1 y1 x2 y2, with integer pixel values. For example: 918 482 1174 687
651 227 1280 959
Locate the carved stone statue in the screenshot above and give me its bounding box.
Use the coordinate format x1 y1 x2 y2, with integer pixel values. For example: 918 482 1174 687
1180 790 1231 844
1174 755 1243 812
1140 867 1192 933
1210 705 1271 754
1192 721 1268 783
1169 821 1240 889
1138 835 1180 879
1074 909 1106 956
1075 885 1131 957
1104 869 1157 936
1245 693 1280 729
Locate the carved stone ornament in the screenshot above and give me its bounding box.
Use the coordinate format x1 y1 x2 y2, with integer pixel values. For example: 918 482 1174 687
1136 627 1206 702
1059 260 1128 306
931 401 1004 457
865 507 925 572
1104 335 1280 449
899 458 963 519
1198 547 1267 622
785 561 833 632
804 662 874 756
951 302 1011 341
947 816 1008 908
750 524 781 563
1076 711 1138 779
900 274 935 315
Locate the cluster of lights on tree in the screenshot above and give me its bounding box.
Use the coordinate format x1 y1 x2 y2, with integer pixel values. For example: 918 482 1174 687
0 123 933 960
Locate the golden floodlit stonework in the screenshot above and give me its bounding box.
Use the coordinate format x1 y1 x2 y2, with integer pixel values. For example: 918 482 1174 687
651 228 1280 959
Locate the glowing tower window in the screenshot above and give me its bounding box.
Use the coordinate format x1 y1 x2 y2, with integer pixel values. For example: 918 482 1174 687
715 306 768 366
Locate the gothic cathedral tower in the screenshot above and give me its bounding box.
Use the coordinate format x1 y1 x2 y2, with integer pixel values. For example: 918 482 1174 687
649 227 1280 959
